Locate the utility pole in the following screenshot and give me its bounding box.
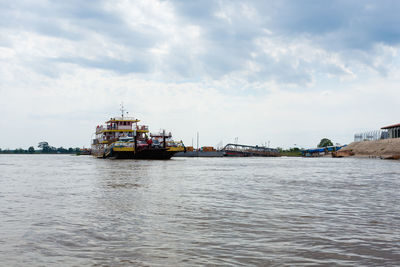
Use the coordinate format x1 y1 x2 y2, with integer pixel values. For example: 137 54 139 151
197 132 199 157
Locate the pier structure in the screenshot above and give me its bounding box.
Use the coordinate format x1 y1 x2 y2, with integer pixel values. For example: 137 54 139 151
302 145 345 157
222 143 280 157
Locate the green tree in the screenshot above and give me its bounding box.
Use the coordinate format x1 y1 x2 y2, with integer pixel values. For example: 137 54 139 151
318 138 333 148
38 141 50 153
57 147 68 153
28 146 35 153
14 148 25 154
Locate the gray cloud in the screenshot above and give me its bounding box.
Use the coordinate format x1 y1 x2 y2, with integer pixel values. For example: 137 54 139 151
1 0 400 86
262 0 400 50
52 57 151 74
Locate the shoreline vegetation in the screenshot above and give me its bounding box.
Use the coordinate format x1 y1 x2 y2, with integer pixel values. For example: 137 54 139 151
0 140 305 156
0 147 82 154
277 147 303 157
0 145 304 156
0 147 304 156
0 141 83 155
0 141 315 157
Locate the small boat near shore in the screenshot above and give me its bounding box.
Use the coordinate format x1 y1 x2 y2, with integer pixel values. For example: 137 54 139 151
91 107 185 159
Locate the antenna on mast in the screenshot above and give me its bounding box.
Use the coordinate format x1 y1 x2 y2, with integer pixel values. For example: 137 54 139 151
120 102 124 118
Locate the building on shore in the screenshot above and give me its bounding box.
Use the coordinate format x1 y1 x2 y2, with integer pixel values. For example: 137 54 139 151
381 123 400 139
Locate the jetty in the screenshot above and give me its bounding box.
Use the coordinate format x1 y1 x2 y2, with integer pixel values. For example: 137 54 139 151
222 143 280 157
174 143 280 157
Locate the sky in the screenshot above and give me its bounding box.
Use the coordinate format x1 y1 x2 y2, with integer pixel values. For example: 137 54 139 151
1 0 400 150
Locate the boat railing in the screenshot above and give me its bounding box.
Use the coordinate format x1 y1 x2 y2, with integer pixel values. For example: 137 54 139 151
150 132 172 137
95 125 107 133
136 125 149 131
109 116 137 121
96 124 136 132
165 140 185 148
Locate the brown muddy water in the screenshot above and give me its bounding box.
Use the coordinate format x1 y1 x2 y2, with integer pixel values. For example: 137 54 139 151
0 155 399 266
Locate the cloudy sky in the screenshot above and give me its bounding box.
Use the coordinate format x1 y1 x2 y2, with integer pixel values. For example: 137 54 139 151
1 0 400 150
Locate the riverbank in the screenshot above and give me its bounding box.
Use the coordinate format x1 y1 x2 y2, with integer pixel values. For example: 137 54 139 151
337 138 400 159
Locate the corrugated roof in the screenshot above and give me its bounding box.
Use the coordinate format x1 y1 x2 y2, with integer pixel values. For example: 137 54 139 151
381 123 400 129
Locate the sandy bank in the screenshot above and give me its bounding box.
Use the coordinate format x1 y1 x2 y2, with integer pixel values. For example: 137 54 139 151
338 138 400 159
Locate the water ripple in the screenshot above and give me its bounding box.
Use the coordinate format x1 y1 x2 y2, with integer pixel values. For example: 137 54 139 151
0 155 399 266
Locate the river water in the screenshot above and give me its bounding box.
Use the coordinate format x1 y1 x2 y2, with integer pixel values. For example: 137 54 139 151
0 155 399 266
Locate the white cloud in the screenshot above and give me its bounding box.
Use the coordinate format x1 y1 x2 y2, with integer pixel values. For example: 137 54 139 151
1 0 400 150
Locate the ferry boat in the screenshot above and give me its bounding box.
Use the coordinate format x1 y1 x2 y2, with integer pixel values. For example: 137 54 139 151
91 106 185 159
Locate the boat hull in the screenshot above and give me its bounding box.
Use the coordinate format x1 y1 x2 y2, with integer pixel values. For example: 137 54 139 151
107 148 177 159
134 148 177 159
92 140 185 160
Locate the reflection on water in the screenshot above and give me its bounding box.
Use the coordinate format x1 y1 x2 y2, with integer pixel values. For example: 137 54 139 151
1 155 400 266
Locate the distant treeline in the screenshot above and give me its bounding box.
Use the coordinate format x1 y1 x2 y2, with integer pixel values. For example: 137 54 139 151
276 147 303 157
0 141 82 154
0 147 81 154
